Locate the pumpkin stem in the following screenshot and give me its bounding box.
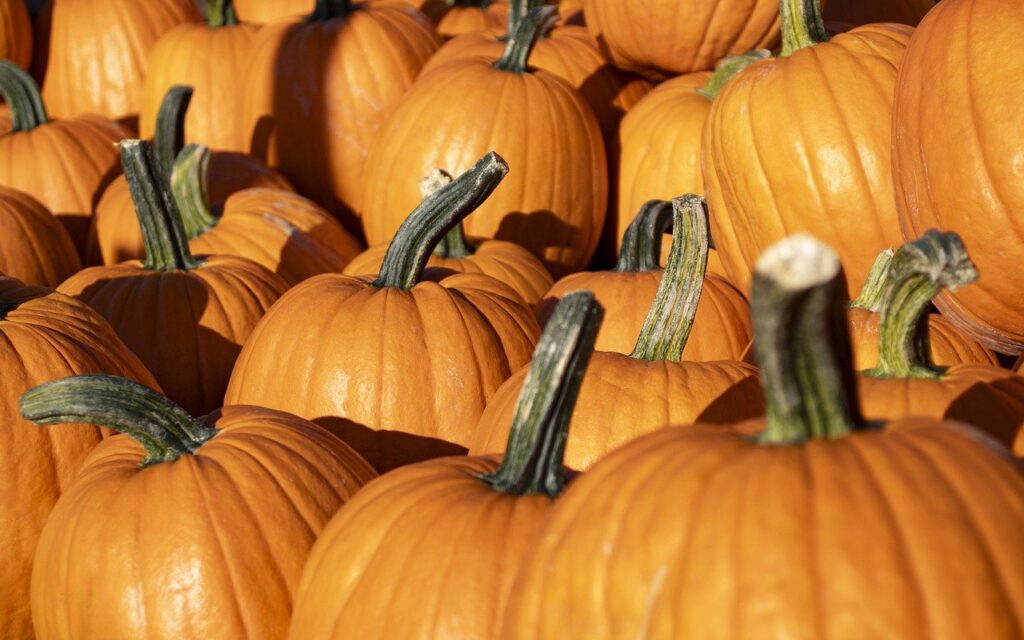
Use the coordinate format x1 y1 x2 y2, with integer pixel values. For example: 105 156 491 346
372 152 508 291
865 231 977 380
482 291 603 496
0 60 49 132
121 139 202 272
850 248 894 312
780 0 828 57
696 50 771 100
204 0 239 27
493 5 558 73
311 0 351 20
630 195 709 362
20 374 217 467
616 200 673 272
171 144 218 238
506 0 545 36
420 170 477 259
154 85 194 181
754 235 865 444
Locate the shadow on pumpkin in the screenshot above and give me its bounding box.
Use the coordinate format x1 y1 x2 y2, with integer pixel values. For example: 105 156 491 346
945 378 1024 450
695 375 766 425
495 209 584 278
313 415 468 474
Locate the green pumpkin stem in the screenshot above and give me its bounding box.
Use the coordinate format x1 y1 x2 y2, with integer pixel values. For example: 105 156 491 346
154 85 194 181
780 0 828 57
865 231 977 380
204 0 239 27
696 50 771 100
311 0 350 20
482 291 603 496
121 139 201 271
419 170 477 259
494 5 558 73
0 61 49 132
850 249 894 312
506 0 545 36
754 235 865 444
170 144 218 238
20 374 217 467
616 200 673 272
373 153 507 290
630 195 709 362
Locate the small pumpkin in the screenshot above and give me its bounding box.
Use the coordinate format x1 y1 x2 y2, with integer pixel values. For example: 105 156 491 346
435 0 508 38
23 374 376 640
0 0 31 69
501 235 1024 639
59 139 288 417
824 0 935 26
226 152 540 472
0 185 80 288
537 198 750 360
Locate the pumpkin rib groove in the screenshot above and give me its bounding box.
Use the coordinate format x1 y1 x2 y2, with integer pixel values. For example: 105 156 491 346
408 288 440 431
804 449 828 640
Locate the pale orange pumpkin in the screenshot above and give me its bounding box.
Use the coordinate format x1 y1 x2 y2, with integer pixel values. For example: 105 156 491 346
0 186 81 288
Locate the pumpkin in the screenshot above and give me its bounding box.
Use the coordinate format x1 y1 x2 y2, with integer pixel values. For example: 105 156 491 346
0 61 127 258
345 169 551 306
0 0 31 69
22 374 376 639
436 0 507 38
584 0 780 79
893 0 1024 353
226 152 540 472
232 0 312 22
824 0 935 26
59 140 288 417
537 198 751 360
239 0 440 232
471 195 763 470
556 0 582 25
91 86 294 266
39 0 201 120
0 185 80 288
139 0 260 150
501 235 1024 639
0 278 158 639
289 291 598 639
361 7 607 277
703 0 911 296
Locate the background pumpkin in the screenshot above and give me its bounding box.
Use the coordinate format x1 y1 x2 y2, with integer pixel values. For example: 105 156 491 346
0 0 31 69
230 0 312 21
435 0 507 38
0 185 80 288
824 0 935 26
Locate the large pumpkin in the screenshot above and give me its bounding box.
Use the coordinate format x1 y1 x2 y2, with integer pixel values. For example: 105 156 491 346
0 278 158 640
824 0 935 26
704 0 911 296
0 0 31 69
23 375 376 640
501 235 1024 639
0 186 80 288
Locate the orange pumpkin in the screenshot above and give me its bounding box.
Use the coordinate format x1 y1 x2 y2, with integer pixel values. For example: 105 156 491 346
361 7 607 277
824 0 935 26
39 0 201 120
704 1 911 296
501 235 1024 639
0 186 80 288
59 140 288 417
0 61 127 258
23 375 376 640
226 153 540 472
0 278 159 639
436 0 507 38
232 0 313 22
239 0 440 232
471 195 763 471
0 0 31 69
537 199 751 360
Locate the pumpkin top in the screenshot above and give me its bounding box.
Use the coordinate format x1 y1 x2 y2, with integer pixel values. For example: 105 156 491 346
780 0 828 57
616 199 672 273
850 248 894 312
204 0 239 27
0 60 49 132
696 50 772 100
494 5 557 73
155 85 193 180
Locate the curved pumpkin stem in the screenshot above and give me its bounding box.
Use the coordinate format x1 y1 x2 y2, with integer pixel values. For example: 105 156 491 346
373 152 508 291
205 0 239 27
154 85 194 181
616 200 673 272
753 235 865 444
494 5 557 73
850 248 894 312
171 144 218 238
630 195 708 363
20 374 217 467
865 231 977 380
506 0 545 36
780 0 828 57
420 169 477 259
121 139 201 272
696 50 771 100
311 0 350 20
0 61 48 132
482 291 603 496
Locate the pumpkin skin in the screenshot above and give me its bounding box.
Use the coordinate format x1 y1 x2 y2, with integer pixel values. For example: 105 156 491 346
0 279 159 640
704 23 912 296
824 0 934 26
0 186 81 288
231 0 312 22
436 1 507 38
849 308 998 369
39 0 201 120
0 0 31 69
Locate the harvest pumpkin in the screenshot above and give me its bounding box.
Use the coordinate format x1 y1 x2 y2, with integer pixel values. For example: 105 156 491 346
435 0 507 38
824 0 935 26
60 140 288 417
239 0 440 232
0 61 127 257
703 0 911 296
0 0 31 69
0 278 159 640
537 198 751 360
345 169 551 306
231 0 312 22
23 375 376 640
226 153 540 472
501 235 1024 639
470 195 763 470
139 0 260 150
0 185 80 288
361 6 607 277
289 290 599 639
38 0 201 120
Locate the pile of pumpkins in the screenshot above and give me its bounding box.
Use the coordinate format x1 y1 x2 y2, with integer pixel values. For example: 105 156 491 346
1 0 1023 637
